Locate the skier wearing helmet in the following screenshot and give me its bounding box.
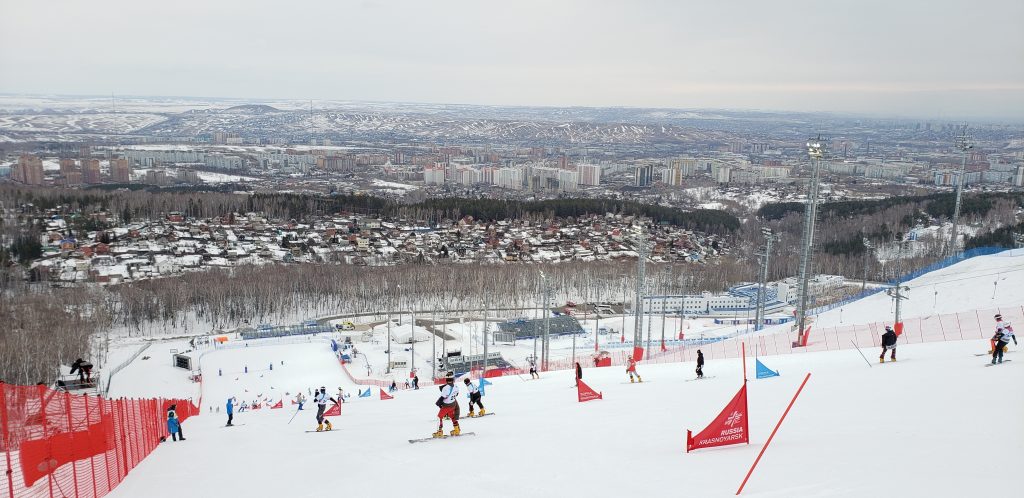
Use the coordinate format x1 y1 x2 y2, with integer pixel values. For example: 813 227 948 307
880 325 898 363
433 372 461 438
314 386 338 432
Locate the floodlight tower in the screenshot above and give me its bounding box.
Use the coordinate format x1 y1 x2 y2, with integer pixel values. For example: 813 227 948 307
753 227 778 331
795 135 826 346
861 237 875 292
948 126 974 255
632 228 649 354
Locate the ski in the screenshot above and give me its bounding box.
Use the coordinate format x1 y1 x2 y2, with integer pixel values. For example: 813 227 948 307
985 360 1012 367
685 376 716 382
409 432 476 443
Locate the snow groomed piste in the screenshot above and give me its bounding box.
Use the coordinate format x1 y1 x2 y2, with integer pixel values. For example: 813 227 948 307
53 250 1024 496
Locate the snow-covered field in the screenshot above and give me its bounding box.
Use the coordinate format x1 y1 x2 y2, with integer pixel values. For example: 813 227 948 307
105 339 1023 498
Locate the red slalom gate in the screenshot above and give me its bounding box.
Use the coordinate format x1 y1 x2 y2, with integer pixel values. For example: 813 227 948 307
736 372 812 495
1 382 198 498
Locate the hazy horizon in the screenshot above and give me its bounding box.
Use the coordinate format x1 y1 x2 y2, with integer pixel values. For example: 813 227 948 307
2 0 1022 121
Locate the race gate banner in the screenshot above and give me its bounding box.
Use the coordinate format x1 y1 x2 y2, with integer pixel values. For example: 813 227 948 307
324 402 342 417
380 388 394 400
270 399 283 409
577 380 603 402
686 383 749 452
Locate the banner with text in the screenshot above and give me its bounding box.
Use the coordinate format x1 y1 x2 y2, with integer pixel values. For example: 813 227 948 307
686 383 749 452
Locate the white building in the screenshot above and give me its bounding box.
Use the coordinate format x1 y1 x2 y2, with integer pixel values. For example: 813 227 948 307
578 163 601 186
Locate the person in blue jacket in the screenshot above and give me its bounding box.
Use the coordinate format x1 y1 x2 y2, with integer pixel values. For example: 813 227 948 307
167 404 185 441
226 397 235 426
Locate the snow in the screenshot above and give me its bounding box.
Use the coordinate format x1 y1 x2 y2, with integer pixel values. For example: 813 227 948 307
88 249 1024 497
371 179 419 191
105 339 1023 498
814 249 1024 328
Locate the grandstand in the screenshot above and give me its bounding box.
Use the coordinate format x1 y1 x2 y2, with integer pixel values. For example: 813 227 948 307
239 322 335 340
494 315 585 342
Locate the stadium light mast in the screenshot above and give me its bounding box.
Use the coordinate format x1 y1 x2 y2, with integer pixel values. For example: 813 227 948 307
886 232 913 328
754 227 777 332
795 135 826 346
861 237 875 292
633 228 648 355
539 270 551 371
948 125 974 256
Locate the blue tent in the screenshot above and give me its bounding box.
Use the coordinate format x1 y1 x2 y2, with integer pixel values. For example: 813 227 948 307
755 359 780 379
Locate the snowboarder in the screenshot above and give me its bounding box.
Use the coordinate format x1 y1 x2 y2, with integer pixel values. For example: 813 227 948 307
225 397 235 426
69 358 93 382
990 314 1017 354
433 372 461 437
992 322 1012 365
626 355 642 383
295 392 306 410
389 380 398 392
314 386 338 432
696 350 704 379
337 387 346 404
413 374 420 390
528 358 539 379
464 378 485 417
166 404 185 441
575 362 582 386
880 325 898 363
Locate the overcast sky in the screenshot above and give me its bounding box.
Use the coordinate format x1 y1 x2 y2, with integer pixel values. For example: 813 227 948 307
1 0 1022 120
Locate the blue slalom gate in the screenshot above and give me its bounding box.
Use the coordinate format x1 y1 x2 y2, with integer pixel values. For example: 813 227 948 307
755 359 780 379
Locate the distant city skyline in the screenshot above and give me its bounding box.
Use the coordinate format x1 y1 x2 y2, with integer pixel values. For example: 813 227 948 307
1 0 1022 121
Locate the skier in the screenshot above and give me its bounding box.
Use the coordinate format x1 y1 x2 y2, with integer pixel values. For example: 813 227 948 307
166 403 185 441
696 350 704 379
990 314 1017 353
225 397 235 426
992 321 1012 365
413 374 420 390
295 392 306 410
69 358 93 382
389 380 398 392
626 355 642 383
314 386 338 432
464 378 485 417
528 357 539 379
880 325 898 363
337 387 346 404
433 372 461 437
575 362 582 387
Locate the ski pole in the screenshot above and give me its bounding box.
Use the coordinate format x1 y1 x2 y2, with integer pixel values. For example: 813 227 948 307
287 407 301 424
851 340 873 368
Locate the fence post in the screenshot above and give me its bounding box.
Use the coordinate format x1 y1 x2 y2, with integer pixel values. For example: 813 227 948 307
1 384 14 498
64 393 80 498
85 395 98 498
117 399 129 480
37 385 54 498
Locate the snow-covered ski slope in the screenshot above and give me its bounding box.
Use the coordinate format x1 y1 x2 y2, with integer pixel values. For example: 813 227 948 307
813 249 1024 328
106 339 1022 498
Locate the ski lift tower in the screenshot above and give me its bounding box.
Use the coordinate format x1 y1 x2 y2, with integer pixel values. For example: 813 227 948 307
795 135 826 346
632 228 649 355
754 227 778 332
948 126 974 256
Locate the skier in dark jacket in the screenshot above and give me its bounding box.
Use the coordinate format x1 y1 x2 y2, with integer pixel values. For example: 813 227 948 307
696 350 705 378
69 358 93 382
880 325 898 363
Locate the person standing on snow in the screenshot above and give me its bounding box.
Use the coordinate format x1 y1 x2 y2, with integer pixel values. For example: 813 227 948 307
433 372 461 437
295 392 306 410
226 397 235 426
992 321 1012 365
167 404 185 441
991 314 1017 354
626 355 642 383
575 362 583 386
464 378 485 417
880 325 898 363
314 386 338 432
528 357 539 379
696 350 705 379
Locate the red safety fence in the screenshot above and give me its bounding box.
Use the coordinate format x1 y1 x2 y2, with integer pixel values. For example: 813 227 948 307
1 383 199 498
470 305 1024 377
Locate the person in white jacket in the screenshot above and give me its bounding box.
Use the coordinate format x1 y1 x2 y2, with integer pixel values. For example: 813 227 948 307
433 372 461 437
314 387 338 432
